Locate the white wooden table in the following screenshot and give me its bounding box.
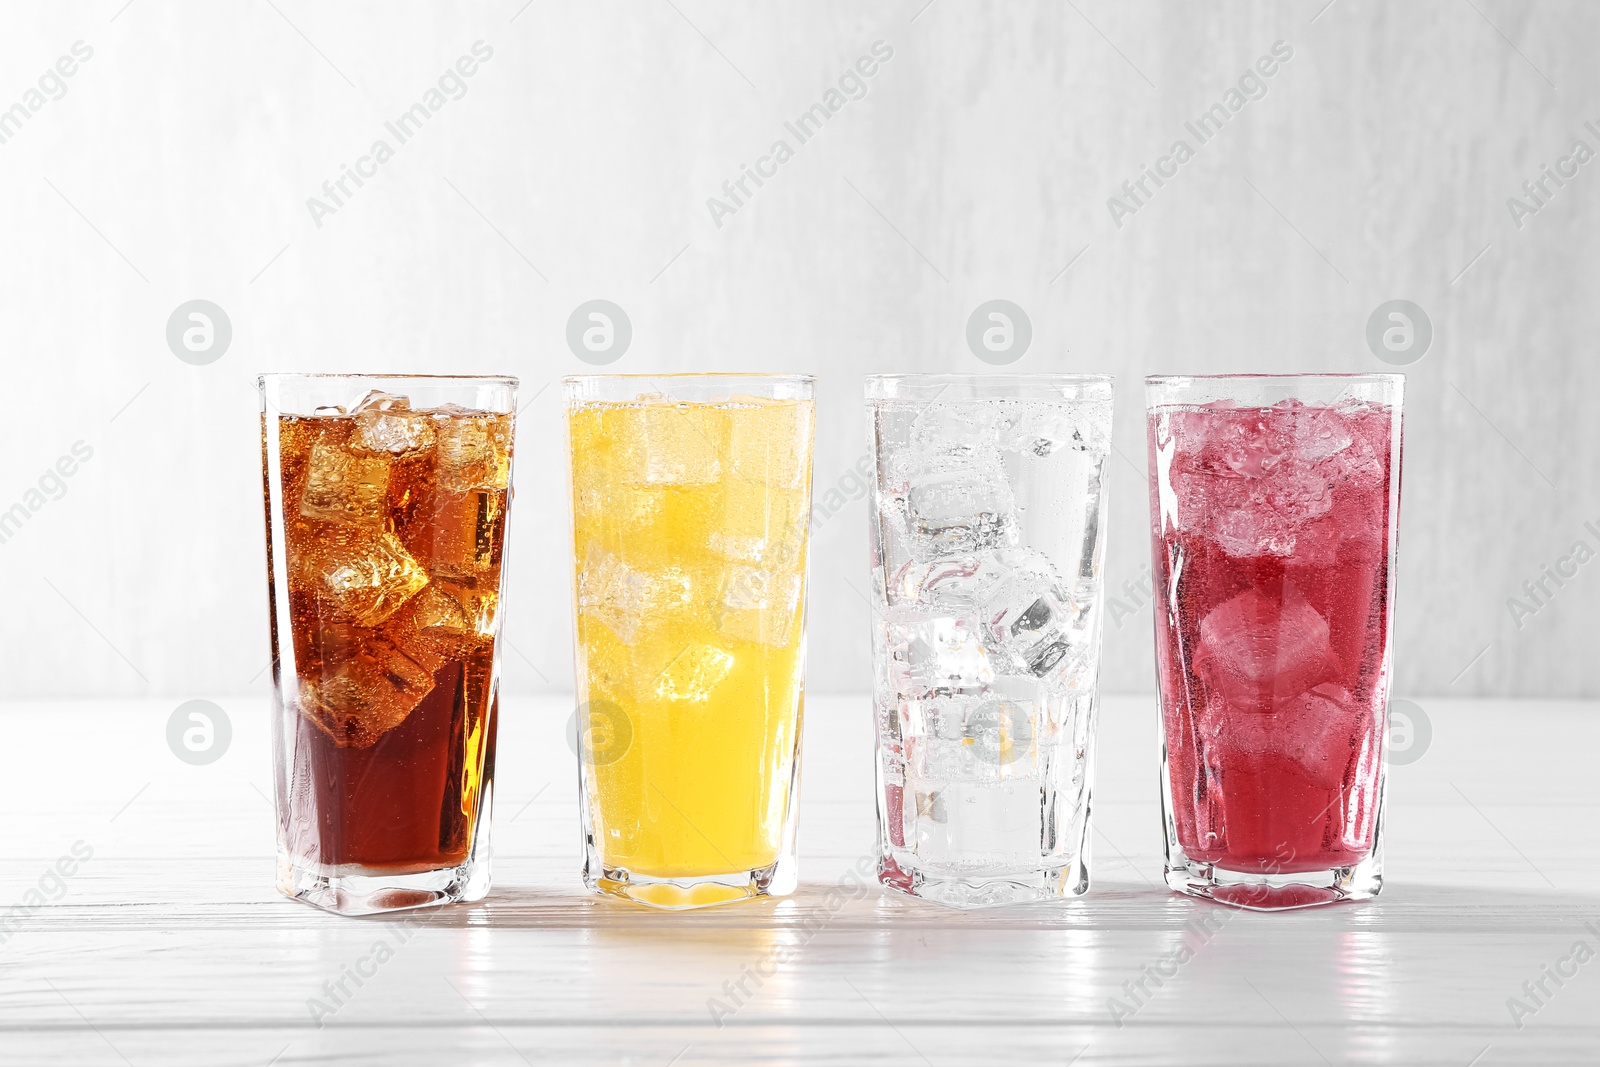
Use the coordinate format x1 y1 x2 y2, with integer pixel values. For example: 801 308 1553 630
2 694 1596 1065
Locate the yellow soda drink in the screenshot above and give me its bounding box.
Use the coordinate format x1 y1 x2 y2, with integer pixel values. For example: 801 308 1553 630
565 377 814 907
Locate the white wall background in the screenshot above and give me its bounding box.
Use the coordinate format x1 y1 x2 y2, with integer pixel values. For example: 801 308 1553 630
1 0 1596 703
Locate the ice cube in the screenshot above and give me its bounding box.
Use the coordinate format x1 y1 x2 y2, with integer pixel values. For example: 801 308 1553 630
899 549 1092 683
909 402 999 458
1336 438 1385 489
1303 409 1386 491
620 404 722 486
890 555 987 609
382 625 449 675
350 392 436 456
1210 505 1295 558
998 400 1111 457
904 459 1018 558
710 480 806 565
350 389 394 411
718 565 803 647
1292 408 1354 464
577 546 692 644
996 401 1059 456
1221 507 1289 558
1194 463 1323 559
1275 685 1362 790
297 643 436 748
1214 413 1289 479
300 441 390 527
894 548 1084 629
982 586 1076 676
437 415 511 491
1288 516 1343 568
1265 466 1335 525
574 484 663 541
1289 403 1385 481
1213 684 1360 791
301 529 430 627
408 581 496 643
1072 403 1114 455
654 643 735 702
411 488 505 580
725 396 812 488
884 609 995 697
873 404 917 457
1188 405 1388 559
379 586 463 671
1196 586 1341 715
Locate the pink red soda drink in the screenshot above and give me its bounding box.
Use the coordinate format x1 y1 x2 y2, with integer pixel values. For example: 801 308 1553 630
1145 375 1403 909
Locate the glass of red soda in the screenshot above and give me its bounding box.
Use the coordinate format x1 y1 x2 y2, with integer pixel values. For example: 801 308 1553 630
1145 374 1403 910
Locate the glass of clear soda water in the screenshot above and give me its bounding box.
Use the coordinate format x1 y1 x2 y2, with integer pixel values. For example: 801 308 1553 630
866 374 1114 907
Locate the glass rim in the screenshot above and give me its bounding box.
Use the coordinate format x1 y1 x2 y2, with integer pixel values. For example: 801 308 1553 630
258 372 518 386
867 372 1114 385
1145 372 1403 385
561 372 814 384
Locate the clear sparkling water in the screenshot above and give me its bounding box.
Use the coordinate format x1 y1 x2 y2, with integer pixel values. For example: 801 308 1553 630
871 396 1111 899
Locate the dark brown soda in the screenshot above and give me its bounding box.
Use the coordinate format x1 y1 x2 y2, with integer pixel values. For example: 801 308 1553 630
266 400 510 871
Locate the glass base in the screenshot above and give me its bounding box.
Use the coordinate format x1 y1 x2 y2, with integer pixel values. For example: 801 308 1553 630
584 853 795 910
1163 847 1383 911
277 852 490 916
877 853 1088 908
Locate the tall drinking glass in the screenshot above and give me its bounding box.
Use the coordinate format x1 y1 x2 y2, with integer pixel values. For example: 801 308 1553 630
259 374 516 915
1145 374 1403 910
564 374 814 908
867 374 1114 907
